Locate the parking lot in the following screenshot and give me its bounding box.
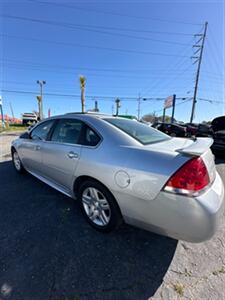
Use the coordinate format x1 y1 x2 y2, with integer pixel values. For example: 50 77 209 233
0 132 225 300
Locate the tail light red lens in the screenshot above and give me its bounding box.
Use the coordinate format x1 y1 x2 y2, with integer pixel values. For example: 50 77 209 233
164 157 210 195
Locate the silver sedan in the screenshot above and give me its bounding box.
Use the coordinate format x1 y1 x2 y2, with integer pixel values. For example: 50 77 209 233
11 113 224 242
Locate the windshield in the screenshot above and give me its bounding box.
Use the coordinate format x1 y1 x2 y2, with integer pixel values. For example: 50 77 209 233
104 118 170 145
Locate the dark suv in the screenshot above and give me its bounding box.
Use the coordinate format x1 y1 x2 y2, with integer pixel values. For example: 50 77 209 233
211 116 225 155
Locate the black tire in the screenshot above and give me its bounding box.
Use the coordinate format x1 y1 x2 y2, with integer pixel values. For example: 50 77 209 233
12 149 25 173
77 180 123 232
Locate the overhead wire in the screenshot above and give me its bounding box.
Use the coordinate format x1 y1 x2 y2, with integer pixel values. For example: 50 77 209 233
2 89 191 101
1 15 192 46
27 0 203 26
1 34 190 58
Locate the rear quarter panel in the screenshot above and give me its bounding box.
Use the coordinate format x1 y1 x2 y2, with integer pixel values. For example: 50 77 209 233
73 143 190 210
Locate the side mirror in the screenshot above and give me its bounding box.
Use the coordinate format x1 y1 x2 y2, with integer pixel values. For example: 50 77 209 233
20 131 30 139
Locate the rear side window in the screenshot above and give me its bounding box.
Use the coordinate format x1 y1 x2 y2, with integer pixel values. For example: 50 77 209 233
82 126 101 146
104 118 170 145
30 120 55 141
51 119 83 144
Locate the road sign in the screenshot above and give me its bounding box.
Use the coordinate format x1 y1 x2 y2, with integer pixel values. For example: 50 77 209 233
164 95 173 109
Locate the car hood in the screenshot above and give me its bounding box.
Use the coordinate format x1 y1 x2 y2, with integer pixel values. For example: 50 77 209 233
211 116 225 132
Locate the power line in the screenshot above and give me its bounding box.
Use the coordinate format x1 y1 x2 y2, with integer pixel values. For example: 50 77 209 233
0 58 196 74
2 63 193 80
2 89 191 101
28 0 202 26
139 35 196 97
142 57 194 97
1 15 191 46
197 98 224 104
0 80 154 90
201 72 225 79
0 59 195 77
1 81 201 94
1 34 190 58
11 1 196 37
1 89 136 100
150 98 193 114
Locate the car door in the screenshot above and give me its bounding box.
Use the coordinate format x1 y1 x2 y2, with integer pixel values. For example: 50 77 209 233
40 118 83 191
20 119 56 174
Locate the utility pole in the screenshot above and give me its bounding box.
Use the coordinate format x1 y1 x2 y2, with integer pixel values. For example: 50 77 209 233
115 98 121 116
9 102 15 119
37 80 46 120
94 100 99 112
111 104 114 116
162 108 166 123
137 93 141 120
171 94 176 123
190 21 208 123
0 96 5 128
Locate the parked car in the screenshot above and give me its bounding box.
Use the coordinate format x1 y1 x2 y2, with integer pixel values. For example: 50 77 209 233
11 113 224 242
211 116 225 155
22 112 38 125
184 123 198 136
195 123 213 137
152 122 187 137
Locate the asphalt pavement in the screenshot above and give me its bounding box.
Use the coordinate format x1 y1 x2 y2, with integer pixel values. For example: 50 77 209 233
0 133 224 300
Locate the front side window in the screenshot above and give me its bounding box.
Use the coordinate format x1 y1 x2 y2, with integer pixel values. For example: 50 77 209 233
104 118 170 145
30 120 55 141
51 119 83 144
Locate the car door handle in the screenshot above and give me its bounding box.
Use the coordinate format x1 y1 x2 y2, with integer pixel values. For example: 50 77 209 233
67 151 79 159
35 145 41 151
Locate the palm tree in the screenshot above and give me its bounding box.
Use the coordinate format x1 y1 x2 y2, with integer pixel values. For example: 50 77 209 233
79 75 86 113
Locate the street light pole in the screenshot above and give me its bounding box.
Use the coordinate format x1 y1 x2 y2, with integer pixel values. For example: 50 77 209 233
115 98 121 116
37 80 46 120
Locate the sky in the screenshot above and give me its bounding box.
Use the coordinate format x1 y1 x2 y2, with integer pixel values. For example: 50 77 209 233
0 0 224 122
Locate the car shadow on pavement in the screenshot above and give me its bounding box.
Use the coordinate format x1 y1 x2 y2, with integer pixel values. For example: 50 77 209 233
0 161 177 300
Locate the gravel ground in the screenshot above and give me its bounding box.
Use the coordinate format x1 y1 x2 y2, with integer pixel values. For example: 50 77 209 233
0 132 224 300
0 132 23 161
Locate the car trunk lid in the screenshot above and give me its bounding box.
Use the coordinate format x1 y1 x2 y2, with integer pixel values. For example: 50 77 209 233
147 137 216 184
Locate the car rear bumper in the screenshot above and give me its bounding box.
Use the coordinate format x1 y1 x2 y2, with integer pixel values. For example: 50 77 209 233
117 171 224 243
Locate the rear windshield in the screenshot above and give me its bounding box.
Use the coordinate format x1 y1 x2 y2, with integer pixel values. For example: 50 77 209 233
104 118 170 145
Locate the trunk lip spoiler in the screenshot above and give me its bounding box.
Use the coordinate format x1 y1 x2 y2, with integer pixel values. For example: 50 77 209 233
176 137 213 156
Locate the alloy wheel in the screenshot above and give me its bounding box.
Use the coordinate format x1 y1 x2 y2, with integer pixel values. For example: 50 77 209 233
13 151 21 171
82 187 111 226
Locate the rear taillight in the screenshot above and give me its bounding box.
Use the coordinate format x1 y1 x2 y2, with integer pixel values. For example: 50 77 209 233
164 157 210 195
